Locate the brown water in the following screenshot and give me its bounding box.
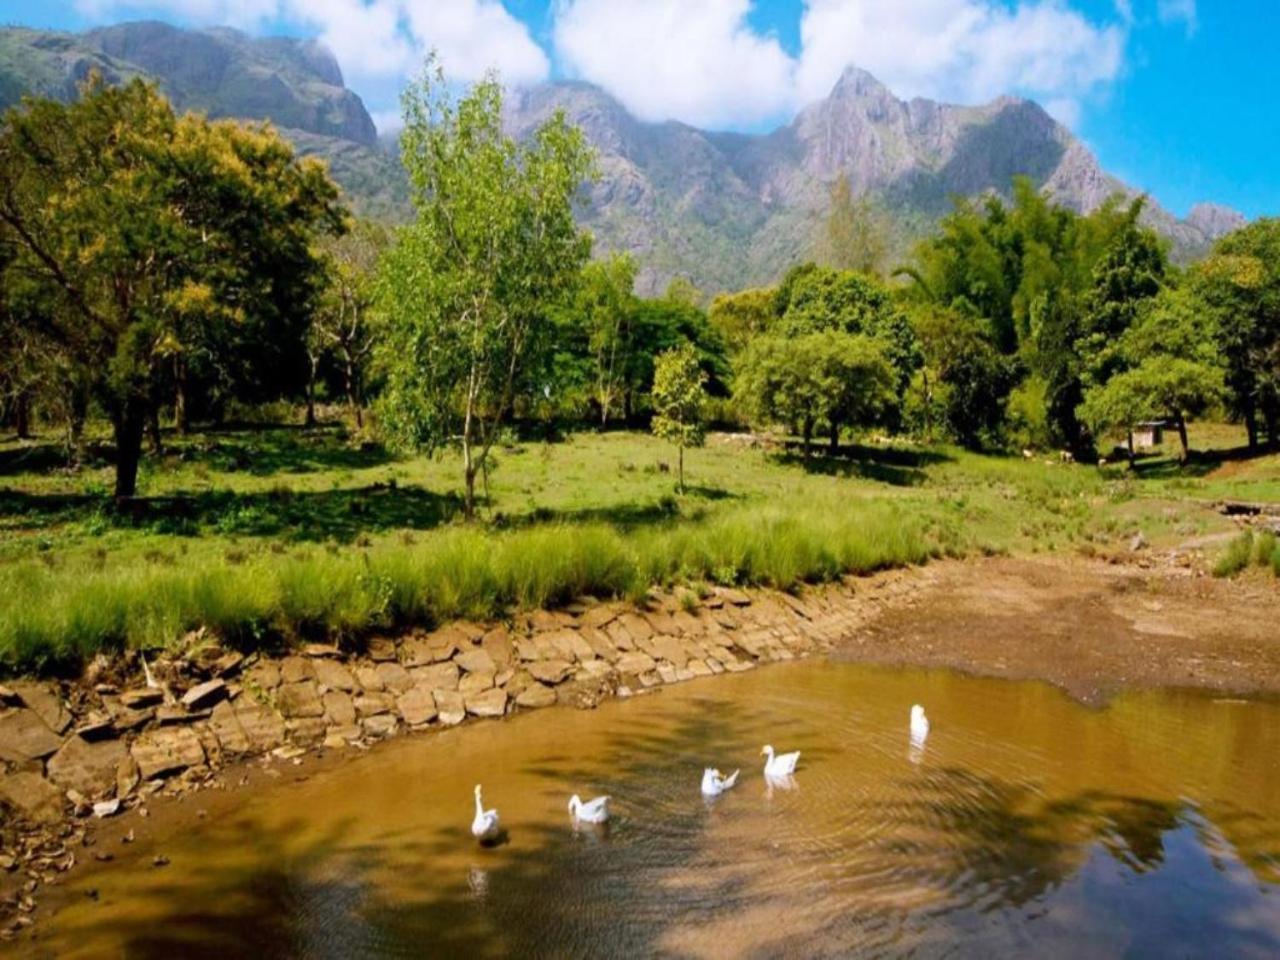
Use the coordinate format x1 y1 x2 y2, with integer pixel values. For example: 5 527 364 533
31 662 1280 958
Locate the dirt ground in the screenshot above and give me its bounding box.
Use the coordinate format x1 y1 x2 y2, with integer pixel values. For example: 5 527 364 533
836 554 1280 704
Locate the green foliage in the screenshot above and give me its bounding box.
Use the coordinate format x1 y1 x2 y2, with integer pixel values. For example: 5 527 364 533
1212 530 1254 578
576 253 638 426
817 173 888 275
651 342 708 491
708 286 775 353
375 61 595 517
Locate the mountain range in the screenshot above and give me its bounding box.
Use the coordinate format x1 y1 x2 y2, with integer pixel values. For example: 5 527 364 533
0 20 1247 295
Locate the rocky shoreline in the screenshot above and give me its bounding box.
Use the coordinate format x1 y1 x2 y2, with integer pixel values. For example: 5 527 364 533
0 569 925 940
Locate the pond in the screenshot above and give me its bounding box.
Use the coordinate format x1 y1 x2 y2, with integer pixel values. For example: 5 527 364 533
32 662 1280 958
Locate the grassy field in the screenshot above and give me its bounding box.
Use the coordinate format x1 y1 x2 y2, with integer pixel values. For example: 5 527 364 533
1 416 1276 674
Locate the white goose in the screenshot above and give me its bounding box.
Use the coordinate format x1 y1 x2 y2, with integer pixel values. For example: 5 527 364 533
568 794 611 824
471 785 501 843
701 768 740 797
910 705 930 742
761 744 800 777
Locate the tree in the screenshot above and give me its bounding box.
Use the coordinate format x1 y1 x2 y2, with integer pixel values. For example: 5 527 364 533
376 62 594 519
818 174 888 275
708 286 774 354
0 76 343 497
651 342 707 492
577 253 637 426
310 219 388 428
663 276 701 308
911 306 1016 449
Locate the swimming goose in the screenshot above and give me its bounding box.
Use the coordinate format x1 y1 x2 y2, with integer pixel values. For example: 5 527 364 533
701 768 740 797
471 785 501 842
761 745 800 777
568 794 611 824
910 705 930 741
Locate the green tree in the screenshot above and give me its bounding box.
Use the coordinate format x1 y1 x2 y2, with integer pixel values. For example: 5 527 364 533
0 76 343 497
911 306 1015 449
577 253 637 426
708 286 775 353
376 62 594 518
819 174 888 275
651 342 707 492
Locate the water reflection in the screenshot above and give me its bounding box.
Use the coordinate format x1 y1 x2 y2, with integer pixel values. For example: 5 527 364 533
30 662 1280 959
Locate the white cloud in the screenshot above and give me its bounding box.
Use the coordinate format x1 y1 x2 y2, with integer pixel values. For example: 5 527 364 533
401 0 548 85
1157 0 1197 35
552 0 795 128
794 0 1125 122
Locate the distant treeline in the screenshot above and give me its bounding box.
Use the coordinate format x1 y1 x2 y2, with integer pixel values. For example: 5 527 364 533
2 68 1278 503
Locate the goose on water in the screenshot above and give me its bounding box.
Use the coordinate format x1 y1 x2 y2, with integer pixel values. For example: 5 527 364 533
910 705 930 741
761 745 800 777
471 785 501 843
568 794 611 824
701 768 740 797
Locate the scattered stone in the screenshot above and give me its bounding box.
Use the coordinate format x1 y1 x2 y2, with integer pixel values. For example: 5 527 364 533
130 726 206 780
1130 531 1148 552
374 662 414 693
458 672 494 696
93 851 114 862
528 660 574 685
122 830 135 844
396 686 437 726
303 643 341 659
210 652 245 678
156 704 209 726
152 855 169 868
116 755 141 799
0 772 63 824
435 691 465 726
615 652 657 676
718 588 752 606
10 682 71 734
410 662 459 692
91 799 120 819
45 736 126 798
0 708 64 764
353 692 395 718
514 683 557 709
272 745 306 760
465 688 507 718
118 689 164 709
181 679 227 711
276 682 324 719
455 648 497 676
361 714 398 738
480 627 514 669
73 713 116 742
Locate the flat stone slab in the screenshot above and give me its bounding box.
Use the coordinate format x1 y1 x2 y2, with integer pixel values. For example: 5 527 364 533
354 692 396 718
514 683 557 709
465 688 507 718
119 688 164 709
313 659 357 692
410 662 459 691
208 701 251 755
0 708 63 763
455 648 496 675
234 701 285 752
277 681 324 719
322 691 356 726
435 690 465 726
396 686 437 726
10 681 70 733
528 660 574 685
615 652 657 676
362 714 398 738
458 671 495 696
375 662 414 693
181 679 227 710
131 726 206 780
280 657 315 684
46 735 127 798
0 771 64 824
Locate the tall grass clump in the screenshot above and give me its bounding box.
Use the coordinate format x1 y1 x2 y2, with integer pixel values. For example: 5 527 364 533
1212 529 1254 578
1252 529 1277 570
0 498 935 676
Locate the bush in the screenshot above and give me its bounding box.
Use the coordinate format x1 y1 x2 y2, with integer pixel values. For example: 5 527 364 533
1253 529 1277 568
1212 530 1253 578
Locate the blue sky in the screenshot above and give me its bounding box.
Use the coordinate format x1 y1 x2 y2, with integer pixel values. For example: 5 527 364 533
3 0 1276 219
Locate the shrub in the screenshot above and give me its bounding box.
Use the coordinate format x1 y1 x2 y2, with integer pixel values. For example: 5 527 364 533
1212 530 1253 578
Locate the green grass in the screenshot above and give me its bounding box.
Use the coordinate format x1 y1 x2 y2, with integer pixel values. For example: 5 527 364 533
1212 530 1255 579
2 416 1275 675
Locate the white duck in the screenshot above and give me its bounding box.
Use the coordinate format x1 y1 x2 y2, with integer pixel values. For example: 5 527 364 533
910 705 930 742
701 768 740 797
471 785 501 843
568 794 611 824
761 745 800 777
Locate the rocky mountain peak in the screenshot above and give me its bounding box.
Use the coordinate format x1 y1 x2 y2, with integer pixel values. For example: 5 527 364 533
1186 202 1248 241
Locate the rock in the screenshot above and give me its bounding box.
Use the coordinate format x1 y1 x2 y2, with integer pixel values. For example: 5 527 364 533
276 681 324 719
181 679 227 710
686 659 714 678
245 661 281 691
92 799 121 819
580 627 618 661
74 713 116 742
615 652 657 676
718 588 751 606
480 627 514 669
1130 531 1148 552
322 691 356 726
396 686 437 726
118 688 164 709
465 688 507 718
367 637 398 662
116 755 141 798
313 659 356 692
233 701 286 752
155 704 206 725
643 636 689 668
210 651 244 678
374 662 414 693
361 714 398 738
410 662 459 691
0 708 63 763
9 681 71 733
458 671 494 696
208 701 251 755
280 656 315 684
455 648 497 675
354 665 385 692
398 636 435 667
152 855 169 868
603 621 637 651
324 726 361 748
130 727 205 780
656 662 679 684
528 660 574 685
285 718 327 747
515 683 557 709
303 643 341 658
618 613 654 641
353 692 395 718
580 604 620 629
45 736 126 798
0 772 64 824
435 690 465 726
577 659 614 680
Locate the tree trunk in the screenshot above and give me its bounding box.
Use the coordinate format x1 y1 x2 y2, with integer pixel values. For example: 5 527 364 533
1176 413 1189 462
148 405 163 456
1126 429 1136 469
1244 403 1258 451
343 358 363 429
802 418 813 461
14 390 31 440
678 444 685 493
305 370 317 427
174 356 189 435
69 383 88 465
112 403 146 499
829 421 839 456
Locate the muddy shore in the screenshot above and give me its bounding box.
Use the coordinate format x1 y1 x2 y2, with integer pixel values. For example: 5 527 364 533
3 551 1279 946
